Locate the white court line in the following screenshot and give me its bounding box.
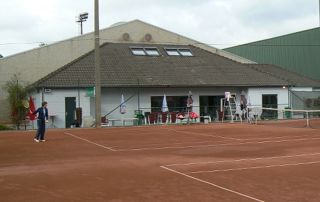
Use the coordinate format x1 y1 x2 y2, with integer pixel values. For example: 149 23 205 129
64 132 116 151
165 152 320 167
160 165 264 202
115 136 320 152
109 140 229 149
190 160 320 174
166 128 242 140
110 133 314 151
239 134 314 141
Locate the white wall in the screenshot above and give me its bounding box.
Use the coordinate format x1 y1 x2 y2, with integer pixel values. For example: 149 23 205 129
248 87 289 109
31 89 91 128
35 87 248 128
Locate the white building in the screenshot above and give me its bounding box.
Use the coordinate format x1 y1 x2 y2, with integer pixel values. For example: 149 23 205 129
1 20 319 127
32 43 320 128
0 20 251 123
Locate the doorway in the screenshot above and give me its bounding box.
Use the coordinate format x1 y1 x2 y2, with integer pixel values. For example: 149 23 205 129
65 97 76 128
200 95 224 121
261 94 278 119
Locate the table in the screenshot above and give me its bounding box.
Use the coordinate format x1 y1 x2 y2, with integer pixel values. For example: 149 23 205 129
49 115 57 128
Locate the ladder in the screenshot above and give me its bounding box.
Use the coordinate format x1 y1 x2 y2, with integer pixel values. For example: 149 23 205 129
222 95 237 123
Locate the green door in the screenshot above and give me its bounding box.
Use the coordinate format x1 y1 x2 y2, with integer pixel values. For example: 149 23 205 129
65 97 76 128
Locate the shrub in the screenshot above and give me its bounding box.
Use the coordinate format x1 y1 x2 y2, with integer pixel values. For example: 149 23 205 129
4 75 31 130
0 124 13 131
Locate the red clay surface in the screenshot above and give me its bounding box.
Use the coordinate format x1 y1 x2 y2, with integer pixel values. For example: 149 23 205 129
1 123 320 202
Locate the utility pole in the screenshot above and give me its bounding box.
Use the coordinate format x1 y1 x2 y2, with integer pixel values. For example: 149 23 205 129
94 0 101 127
76 12 88 35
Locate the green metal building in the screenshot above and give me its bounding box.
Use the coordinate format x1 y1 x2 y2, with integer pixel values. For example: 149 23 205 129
225 27 320 81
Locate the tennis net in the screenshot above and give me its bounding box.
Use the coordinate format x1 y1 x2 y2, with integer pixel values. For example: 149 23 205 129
246 107 320 129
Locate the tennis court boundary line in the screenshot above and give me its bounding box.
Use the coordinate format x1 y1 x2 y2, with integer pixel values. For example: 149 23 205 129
115 136 320 152
160 165 264 202
164 152 320 167
189 160 320 174
64 132 116 151
166 128 242 140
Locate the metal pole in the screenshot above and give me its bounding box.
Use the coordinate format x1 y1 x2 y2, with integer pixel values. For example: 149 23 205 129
80 21 83 35
137 79 140 110
17 80 20 130
94 0 101 127
78 79 80 107
42 87 44 102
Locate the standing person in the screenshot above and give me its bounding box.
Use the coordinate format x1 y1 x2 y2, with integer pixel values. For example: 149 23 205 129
33 101 49 142
240 94 248 120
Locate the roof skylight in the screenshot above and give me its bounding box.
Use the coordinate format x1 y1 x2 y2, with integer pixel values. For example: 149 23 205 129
165 48 194 56
144 48 160 56
131 48 146 56
165 48 180 56
178 49 193 56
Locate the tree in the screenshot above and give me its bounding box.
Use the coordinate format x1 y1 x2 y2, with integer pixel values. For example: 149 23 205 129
4 75 30 129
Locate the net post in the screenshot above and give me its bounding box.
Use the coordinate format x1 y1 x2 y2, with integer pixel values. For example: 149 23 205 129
306 111 310 128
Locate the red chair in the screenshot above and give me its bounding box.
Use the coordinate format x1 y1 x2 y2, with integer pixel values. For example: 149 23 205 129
161 112 168 124
170 112 177 123
177 112 185 123
101 116 109 127
189 112 199 122
149 112 159 124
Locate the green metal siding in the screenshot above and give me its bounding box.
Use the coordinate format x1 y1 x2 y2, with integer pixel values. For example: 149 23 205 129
225 28 320 81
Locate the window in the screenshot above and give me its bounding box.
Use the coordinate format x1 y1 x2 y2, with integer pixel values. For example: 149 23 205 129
144 48 160 56
130 47 161 56
165 48 180 56
151 96 188 112
131 47 146 56
165 48 194 56
178 49 193 56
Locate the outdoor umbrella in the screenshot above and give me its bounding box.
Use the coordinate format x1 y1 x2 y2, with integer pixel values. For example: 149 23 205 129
120 94 126 114
162 94 168 112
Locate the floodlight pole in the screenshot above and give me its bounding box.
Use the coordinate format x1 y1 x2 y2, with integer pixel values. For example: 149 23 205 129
94 0 101 127
80 21 84 35
76 12 88 35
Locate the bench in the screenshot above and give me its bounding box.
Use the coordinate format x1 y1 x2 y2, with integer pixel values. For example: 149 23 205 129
102 118 138 127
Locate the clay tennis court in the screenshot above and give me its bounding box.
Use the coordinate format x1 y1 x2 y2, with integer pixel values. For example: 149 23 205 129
1 122 320 202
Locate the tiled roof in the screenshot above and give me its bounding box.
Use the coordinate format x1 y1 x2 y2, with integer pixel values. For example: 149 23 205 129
33 43 320 88
248 64 320 87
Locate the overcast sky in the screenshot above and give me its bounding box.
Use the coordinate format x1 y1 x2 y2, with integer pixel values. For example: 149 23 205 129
0 0 319 57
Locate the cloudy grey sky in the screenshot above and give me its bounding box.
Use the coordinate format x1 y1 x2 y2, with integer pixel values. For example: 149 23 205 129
0 0 319 57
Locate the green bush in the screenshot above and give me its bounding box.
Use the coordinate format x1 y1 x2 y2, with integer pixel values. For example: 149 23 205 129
0 124 13 131
4 75 30 130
